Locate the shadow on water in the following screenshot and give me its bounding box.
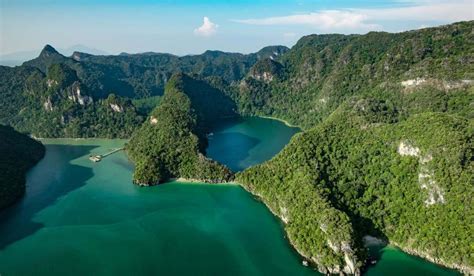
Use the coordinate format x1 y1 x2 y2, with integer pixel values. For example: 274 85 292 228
207 132 260 172
0 144 98 249
208 116 245 133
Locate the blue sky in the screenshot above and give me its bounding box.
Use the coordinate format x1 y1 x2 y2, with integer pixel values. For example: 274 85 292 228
0 0 473 56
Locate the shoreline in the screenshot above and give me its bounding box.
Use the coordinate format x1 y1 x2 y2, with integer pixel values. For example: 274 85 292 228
257 115 300 129
34 137 129 141
389 242 473 275
236 182 318 270
237 181 468 275
30 137 469 274
171 178 239 186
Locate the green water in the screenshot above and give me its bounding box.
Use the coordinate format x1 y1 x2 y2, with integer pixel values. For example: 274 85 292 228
0 117 460 275
365 245 459 276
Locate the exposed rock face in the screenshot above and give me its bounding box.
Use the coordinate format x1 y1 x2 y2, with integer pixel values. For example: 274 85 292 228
280 205 289 223
67 82 92 106
249 58 282 83
46 79 58 88
398 141 420 157
110 103 124 113
418 168 445 205
401 78 473 91
43 97 53 111
150 116 158 124
253 71 274 82
72 52 81 61
401 78 426 88
324 239 357 275
397 141 445 206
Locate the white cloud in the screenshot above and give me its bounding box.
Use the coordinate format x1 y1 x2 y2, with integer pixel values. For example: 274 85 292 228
194 17 218 37
234 10 379 32
233 0 473 32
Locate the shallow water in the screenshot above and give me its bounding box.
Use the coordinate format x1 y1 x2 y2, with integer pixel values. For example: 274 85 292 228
0 117 460 275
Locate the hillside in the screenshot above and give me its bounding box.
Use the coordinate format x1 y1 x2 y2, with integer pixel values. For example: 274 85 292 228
237 21 473 129
0 125 45 210
0 21 472 275
234 21 473 274
126 73 235 185
0 45 288 138
237 101 473 274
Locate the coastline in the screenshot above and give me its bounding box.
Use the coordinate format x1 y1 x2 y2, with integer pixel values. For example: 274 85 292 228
236 182 317 270
29 139 469 274
237 181 468 275
389 242 473 275
171 178 239 185
257 115 300 129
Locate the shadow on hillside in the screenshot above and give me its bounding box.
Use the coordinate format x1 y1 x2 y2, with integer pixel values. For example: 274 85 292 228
0 144 98 249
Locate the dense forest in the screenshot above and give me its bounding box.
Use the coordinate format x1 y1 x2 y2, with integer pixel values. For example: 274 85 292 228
0 125 45 210
237 102 473 274
233 21 473 274
126 73 235 185
237 21 473 129
0 20 472 275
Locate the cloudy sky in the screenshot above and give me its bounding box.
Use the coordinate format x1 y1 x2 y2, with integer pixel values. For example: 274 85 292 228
0 0 472 56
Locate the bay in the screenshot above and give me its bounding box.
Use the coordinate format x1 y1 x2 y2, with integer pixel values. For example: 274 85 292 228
0 117 460 275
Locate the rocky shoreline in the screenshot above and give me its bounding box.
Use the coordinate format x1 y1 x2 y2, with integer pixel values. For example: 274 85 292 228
238 181 469 276
390 242 473 275
237 182 359 275
136 175 470 275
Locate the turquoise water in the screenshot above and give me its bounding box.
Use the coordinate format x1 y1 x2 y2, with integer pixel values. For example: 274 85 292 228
207 117 300 171
0 117 460 275
365 245 459 276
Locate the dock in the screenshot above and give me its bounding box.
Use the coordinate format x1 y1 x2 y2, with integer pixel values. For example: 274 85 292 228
89 148 123 162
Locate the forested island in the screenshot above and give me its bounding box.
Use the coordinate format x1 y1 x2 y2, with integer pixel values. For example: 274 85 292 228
0 20 472 275
0 126 45 209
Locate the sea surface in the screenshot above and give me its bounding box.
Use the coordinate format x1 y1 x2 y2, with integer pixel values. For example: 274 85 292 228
0 117 459 275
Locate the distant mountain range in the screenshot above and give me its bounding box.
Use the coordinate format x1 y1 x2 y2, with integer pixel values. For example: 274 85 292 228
0 45 109 66
0 20 472 275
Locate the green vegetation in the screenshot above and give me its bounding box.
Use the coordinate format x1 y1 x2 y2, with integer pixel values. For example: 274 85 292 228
234 21 473 274
132 95 162 115
0 125 45 210
0 20 472 274
126 73 235 185
0 63 144 138
236 21 474 129
1 44 287 138
237 99 473 273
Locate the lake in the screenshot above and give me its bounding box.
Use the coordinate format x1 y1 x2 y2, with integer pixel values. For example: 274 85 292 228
0 117 459 275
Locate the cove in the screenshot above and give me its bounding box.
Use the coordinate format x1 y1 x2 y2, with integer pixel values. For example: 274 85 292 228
0 117 460 276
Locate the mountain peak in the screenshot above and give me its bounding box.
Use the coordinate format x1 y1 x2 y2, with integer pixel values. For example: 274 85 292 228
40 45 60 57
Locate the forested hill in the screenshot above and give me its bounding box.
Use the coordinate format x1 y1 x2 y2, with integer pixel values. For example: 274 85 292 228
125 73 235 185
0 21 472 275
237 20 473 129
23 44 289 99
0 44 287 138
237 102 473 274
0 126 45 210
234 21 474 274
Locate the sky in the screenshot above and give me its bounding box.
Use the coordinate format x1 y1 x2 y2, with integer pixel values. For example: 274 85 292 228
0 0 473 56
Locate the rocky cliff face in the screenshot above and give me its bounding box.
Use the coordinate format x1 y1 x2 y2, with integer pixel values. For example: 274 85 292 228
67 82 93 105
